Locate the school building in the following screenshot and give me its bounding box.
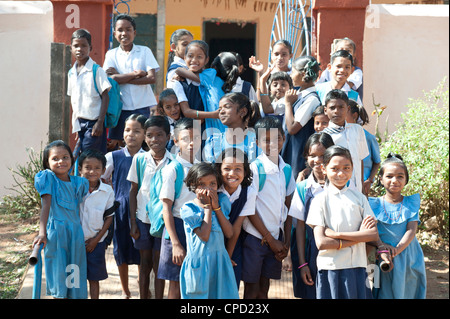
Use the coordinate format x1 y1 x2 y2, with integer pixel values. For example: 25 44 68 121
0 0 448 198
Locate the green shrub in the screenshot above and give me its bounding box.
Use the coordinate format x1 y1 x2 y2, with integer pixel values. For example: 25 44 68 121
373 79 449 236
2 146 43 219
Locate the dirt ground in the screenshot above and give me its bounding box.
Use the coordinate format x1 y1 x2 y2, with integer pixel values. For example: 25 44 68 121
1 213 448 299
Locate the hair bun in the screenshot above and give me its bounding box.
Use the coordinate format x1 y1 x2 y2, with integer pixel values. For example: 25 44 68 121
387 152 403 161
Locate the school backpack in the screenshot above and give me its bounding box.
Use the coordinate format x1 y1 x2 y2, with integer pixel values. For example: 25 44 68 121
103 201 120 247
253 158 293 192
135 154 185 238
92 63 123 128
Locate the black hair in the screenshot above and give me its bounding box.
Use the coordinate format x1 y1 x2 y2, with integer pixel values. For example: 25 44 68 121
42 140 74 170
303 132 335 158
173 117 194 140
324 89 349 107
272 39 293 54
292 56 321 83
348 100 369 125
215 148 253 188
71 29 92 47
125 113 147 128
115 14 136 30
184 162 223 192
378 153 409 185
232 52 245 75
247 100 261 129
220 92 252 125
167 29 193 72
267 71 294 92
157 88 179 116
312 105 326 118
323 145 353 168
330 49 354 67
144 115 170 135
185 40 209 58
78 149 107 170
211 52 240 93
254 116 284 140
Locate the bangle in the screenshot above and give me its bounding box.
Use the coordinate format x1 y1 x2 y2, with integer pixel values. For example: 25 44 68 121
377 250 390 254
261 232 271 246
213 206 221 212
260 93 268 96
298 262 308 270
196 110 199 118
338 239 342 250
203 203 211 209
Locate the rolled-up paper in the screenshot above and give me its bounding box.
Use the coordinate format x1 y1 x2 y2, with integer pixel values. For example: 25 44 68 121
29 243 42 266
380 260 393 273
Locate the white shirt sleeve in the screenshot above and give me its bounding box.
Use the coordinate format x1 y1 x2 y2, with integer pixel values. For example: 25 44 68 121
159 165 177 201
102 152 114 181
127 155 138 184
102 49 116 70
305 195 325 228
144 47 160 73
348 68 363 90
294 96 321 127
289 188 306 221
356 126 370 160
239 186 257 217
171 80 188 103
95 66 112 94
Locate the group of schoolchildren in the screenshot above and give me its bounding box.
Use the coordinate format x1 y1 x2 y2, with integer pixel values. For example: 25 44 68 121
32 13 427 300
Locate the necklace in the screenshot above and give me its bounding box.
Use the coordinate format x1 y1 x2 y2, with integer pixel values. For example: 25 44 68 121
382 195 403 221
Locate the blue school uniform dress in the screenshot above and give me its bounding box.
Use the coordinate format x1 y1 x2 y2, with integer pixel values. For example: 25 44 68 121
363 129 381 181
369 194 427 299
111 149 141 266
180 194 239 299
34 169 89 299
281 88 320 178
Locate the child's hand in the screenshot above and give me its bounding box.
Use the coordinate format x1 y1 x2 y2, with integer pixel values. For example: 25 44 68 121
172 243 186 266
91 120 104 137
249 56 264 74
230 259 237 267
208 189 220 211
300 265 314 286
360 215 377 230
324 227 339 239
130 220 140 240
134 70 147 78
285 89 299 105
106 67 119 76
85 238 98 253
33 234 47 249
197 189 211 206
282 254 292 271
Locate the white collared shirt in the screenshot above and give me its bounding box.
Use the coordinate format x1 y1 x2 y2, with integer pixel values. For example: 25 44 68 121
243 153 296 240
293 86 321 127
306 183 375 270
67 57 112 133
231 77 259 103
316 81 363 106
326 121 369 192
102 147 145 181
80 181 115 241
159 154 199 219
219 184 257 218
103 44 159 111
127 150 173 223
289 173 325 223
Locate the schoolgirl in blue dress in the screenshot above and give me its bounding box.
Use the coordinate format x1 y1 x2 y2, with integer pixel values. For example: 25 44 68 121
281 56 321 179
103 113 147 298
180 162 239 299
289 132 334 299
215 148 257 290
369 153 427 299
33 140 89 299
204 92 259 163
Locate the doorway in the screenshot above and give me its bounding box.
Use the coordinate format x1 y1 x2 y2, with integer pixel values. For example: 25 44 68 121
204 21 257 87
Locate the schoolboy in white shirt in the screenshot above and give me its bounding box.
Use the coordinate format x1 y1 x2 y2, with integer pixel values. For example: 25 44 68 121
242 117 296 299
103 14 160 149
322 89 369 193
68 29 111 155
79 149 116 299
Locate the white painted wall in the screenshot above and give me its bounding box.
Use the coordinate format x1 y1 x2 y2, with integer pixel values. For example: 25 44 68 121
0 1 53 198
363 4 449 138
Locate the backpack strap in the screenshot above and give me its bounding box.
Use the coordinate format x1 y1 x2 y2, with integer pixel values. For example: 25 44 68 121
282 164 292 191
347 89 359 102
92 63 100 96
135 153 147 190
254 159 266 192
103 201 120 219
296 180 307 205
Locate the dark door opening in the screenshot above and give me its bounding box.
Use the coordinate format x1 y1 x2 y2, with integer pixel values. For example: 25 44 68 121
204 21 257 87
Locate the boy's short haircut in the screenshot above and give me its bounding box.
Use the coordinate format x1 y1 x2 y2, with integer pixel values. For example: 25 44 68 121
324 89 349 107
330 49 354 67
71 29 92 46
115 14 137 30
254 116 284 140
78 149 107 169
267 71 293 89
312 105 325 118
173 117 194 140
144 115 170 135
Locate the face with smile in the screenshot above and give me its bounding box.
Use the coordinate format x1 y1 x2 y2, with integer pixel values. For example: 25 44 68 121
324 98 349 127
307 143 326 180
185 45 208 74
380 163 407 196
258 129 285 159
47 147 73 180
270 79 290 100
271 43 292 72
314 114 330 132
221 157 245 194
323 155 353 189
161 95 181 121
71 37 91 64
218 98 247 128
145 126 170 156
123 120 145 150
114 19 136 50
80 157 105 186
328 57 353 86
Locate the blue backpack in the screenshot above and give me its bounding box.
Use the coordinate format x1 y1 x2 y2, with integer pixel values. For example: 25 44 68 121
253 159 292 192
135 154 184 238
92 63 123 128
